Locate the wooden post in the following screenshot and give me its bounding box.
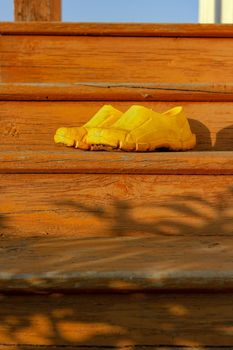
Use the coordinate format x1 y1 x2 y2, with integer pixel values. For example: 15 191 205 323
14 0 61 21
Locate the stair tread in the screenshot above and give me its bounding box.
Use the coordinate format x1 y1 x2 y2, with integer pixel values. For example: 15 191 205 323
0 235 232 291
0 150 232 174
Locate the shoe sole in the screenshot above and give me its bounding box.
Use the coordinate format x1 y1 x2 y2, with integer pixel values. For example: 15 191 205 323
121 134 196 152
88 134 196 152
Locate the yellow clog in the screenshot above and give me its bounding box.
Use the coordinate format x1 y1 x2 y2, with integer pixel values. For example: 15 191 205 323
86 105 196 151
54 105 122 149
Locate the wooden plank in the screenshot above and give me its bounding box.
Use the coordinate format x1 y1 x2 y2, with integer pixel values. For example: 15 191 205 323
0 101 232 152
0 150 232 175
2 348 231 350
1 23 233 37
0 293 232 346
0 234 233 291
1 82 233 102
1 36 233 85
14 0 61 21
0 174 232 238
1 348 231 350
0 348 230 350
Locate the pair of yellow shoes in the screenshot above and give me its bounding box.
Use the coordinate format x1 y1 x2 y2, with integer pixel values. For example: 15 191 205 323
54 105 196 152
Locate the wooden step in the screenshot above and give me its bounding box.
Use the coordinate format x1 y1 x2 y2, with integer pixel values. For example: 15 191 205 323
0 101 233 151
0 292 232 348
0 235 232 292
0 150 232 174
0 174 232 238
0 22 232 349
2 82 233 101
1 24 233 92
2 22 233 37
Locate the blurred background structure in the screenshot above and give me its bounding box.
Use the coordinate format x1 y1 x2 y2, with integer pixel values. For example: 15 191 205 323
1 0 233 23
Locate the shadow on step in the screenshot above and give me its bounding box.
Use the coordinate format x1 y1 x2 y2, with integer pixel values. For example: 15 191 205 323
0 193 233 347
214 124 233 151
0 213 7 235
189 119 212 150
60 185 233 237
0 291 232 348
189 120 233 151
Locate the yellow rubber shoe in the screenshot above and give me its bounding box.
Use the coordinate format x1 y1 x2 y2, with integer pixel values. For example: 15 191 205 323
86 105 196 151
54 105 122 149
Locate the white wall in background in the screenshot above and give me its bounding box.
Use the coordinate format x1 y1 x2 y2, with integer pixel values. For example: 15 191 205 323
199 0 233 23
199 0 217 23
221 0 233 23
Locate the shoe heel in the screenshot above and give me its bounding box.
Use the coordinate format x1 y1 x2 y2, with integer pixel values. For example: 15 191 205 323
182 134 196 150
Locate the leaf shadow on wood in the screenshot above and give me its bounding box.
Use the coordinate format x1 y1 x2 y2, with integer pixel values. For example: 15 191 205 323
0 186 232 348
0 213 8 236
0 291 233 349
59 184 233 237
0 119 233 348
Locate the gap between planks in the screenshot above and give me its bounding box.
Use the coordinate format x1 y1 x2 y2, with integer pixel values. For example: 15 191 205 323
1 83 233 102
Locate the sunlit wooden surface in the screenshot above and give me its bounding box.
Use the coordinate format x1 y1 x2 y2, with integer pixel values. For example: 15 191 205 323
0 23 232 349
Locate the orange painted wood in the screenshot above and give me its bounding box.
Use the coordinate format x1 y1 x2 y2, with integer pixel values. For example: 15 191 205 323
0 101 232 152
0 150 232 175
1 36 233 85
0 234 233 291
1 82 233 102
0 348 228 350
14 0 61 21
0 174 232 238
0 293 232 346
1 22 233 37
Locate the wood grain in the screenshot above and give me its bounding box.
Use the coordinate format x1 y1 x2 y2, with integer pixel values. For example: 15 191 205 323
0 101 232 152
2 82 233 102
1 36 233 84
1 22 232 345
0 150 232 175
1 22 233 37
14 0 61 21
0 174 232 238
0 293 232 346
0 234 233 291
1 348 230 350
0 348 230 350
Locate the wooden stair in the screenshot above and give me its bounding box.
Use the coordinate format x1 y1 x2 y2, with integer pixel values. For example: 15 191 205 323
0 23 232 349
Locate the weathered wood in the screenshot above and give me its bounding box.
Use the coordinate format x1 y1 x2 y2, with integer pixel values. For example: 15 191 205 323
0 344 228 350
0 101 232 152
1 36 233 85
0 22 231 346
0 150 232 175
14 0 61 21
2 82 233 102
0 293 232 346
0 235 233 291
1 348 231 350
0 174 232 238
1 22 233 37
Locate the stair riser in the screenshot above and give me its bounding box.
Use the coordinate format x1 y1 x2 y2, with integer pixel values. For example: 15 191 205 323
2 36 233 86
0 174 232 238
0 293 232 347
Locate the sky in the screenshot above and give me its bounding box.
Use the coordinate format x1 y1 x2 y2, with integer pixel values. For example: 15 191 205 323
0 0 198 23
